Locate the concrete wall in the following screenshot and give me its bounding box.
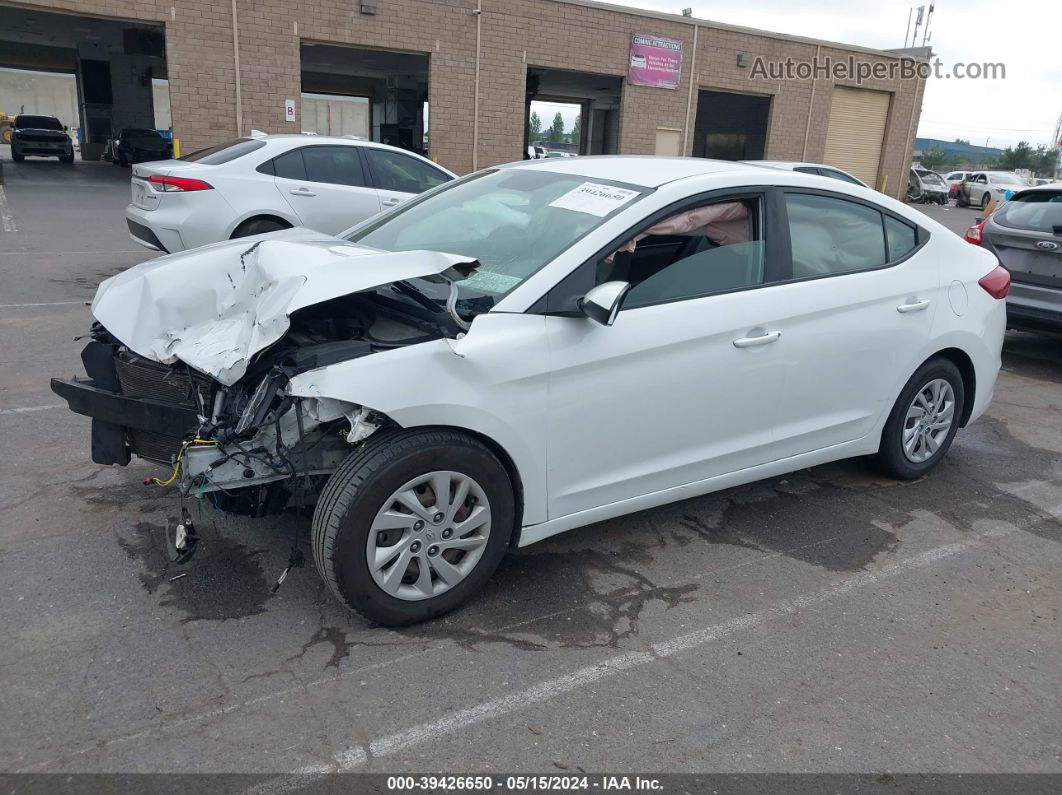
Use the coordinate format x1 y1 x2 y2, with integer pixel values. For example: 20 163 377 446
11 0 926 198
0 66 78 128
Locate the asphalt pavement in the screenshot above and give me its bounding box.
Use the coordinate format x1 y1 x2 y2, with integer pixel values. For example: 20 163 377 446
0 159 1059 778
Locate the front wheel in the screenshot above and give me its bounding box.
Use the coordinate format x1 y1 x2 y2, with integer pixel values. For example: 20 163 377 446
875 358 965 480
981 192 991 210
312 429 515 626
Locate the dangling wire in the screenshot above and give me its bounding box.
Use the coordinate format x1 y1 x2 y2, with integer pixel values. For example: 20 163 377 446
146 438 216 488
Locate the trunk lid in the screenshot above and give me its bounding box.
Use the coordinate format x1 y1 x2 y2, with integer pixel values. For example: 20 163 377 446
984 189 1062 288
91 232 477 385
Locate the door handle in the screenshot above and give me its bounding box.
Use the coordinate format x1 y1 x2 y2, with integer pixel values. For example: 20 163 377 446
381 198 401 207
896 299 931 313
733 331 781 348
289 187 316 197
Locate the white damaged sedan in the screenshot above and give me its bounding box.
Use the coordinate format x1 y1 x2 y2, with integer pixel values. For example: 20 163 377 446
52 157 1008 625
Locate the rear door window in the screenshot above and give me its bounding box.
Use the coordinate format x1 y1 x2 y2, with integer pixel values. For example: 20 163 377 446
994 192 1062 233
785 193 887 277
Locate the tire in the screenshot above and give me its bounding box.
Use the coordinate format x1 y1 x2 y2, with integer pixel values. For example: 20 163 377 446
875 357 965 480
980 192 991 210
231 217 289 238
11 150 23 163
312 428 515 626
60 153 74 164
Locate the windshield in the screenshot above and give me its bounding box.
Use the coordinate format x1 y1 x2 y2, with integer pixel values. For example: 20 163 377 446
16 115 62 130
994 191 1062 233
346 168 647 305
917 170 946 186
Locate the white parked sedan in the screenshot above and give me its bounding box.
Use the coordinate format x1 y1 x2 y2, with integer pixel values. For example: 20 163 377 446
54 157 1007 625
743 160 869 187
125 134 455 253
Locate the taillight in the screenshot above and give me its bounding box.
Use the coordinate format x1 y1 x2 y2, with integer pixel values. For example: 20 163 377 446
964 221 984 244
978 265 1011 299
147 175 213 192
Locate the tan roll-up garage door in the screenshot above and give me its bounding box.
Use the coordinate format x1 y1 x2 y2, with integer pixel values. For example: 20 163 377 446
823 86 890 188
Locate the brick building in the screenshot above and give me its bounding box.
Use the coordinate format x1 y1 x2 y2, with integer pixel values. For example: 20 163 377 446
0 0 926 198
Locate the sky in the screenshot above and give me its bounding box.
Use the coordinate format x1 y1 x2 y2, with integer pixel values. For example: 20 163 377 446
564 0 1060 150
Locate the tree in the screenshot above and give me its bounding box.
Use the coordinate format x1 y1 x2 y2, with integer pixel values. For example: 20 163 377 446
918 147 947 171
570 115 581 146
527 111 541 143
546 112 565 144
1032 144 1059 177
999 141 1035 171
953 138 971 146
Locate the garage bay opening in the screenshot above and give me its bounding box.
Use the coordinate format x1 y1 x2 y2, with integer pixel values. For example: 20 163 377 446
300 42 429 156
0 4 168 161
692 90 771 160
524 67 622 158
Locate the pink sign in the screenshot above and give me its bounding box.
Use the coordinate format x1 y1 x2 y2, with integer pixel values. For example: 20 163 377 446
628 34 684 90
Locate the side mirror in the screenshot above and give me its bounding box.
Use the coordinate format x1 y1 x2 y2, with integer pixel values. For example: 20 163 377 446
580 281 631 327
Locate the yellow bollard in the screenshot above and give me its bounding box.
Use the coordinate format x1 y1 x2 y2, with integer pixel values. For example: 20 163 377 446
172 138 180 159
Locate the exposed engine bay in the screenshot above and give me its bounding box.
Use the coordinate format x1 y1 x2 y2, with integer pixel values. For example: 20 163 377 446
55 280 466 518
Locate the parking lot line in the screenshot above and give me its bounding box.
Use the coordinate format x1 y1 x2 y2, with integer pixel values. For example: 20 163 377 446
0 301 87 309
24 520 1017 774
0 186 15 232
0 404 65 415
323 524 1015 771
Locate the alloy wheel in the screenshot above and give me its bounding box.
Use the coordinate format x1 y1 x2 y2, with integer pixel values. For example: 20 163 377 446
902 378 956 464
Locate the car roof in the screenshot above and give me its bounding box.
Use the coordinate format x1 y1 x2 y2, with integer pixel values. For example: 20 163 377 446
499 155 764 188
1011 185 1062 195
257 134 401 149
743 160 849 171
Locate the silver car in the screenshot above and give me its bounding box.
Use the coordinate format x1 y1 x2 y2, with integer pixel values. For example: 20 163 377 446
957 171 1027 210
978 185 1062 331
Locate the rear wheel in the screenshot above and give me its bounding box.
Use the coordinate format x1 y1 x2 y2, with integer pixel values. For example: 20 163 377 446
312 429 515 626
875 357 964 480
231 217 288 238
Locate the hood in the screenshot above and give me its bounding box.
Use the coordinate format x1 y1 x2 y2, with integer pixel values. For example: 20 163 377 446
92 228 477 385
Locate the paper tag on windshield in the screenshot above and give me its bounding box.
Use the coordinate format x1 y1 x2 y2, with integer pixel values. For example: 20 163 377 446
549 182 640 217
